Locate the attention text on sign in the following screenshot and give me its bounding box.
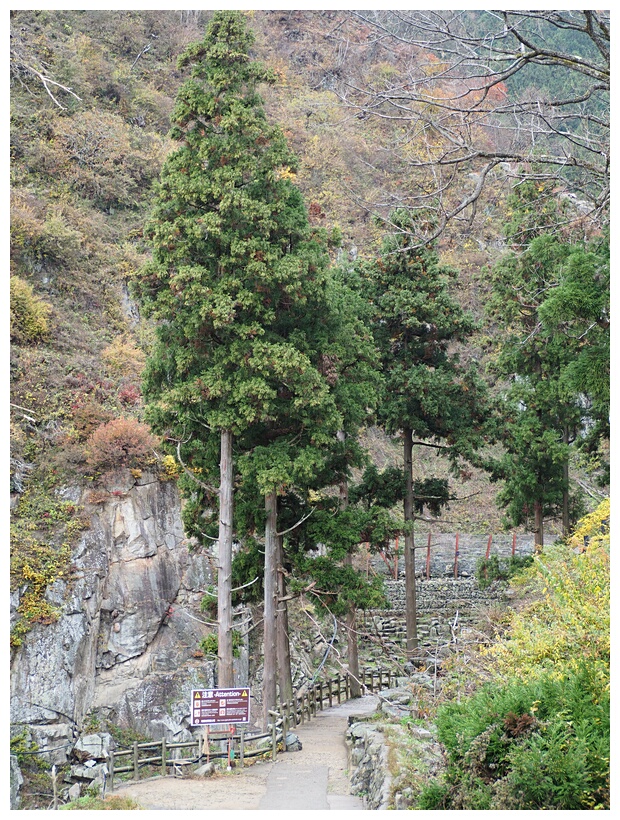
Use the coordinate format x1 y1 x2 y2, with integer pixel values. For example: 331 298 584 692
190 688 251 726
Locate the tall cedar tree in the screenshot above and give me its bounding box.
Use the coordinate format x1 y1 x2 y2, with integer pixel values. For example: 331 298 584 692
483 181 609 547
134 11 341 701
321 263 382 694
226 262 383 702
230 264 380 711
486 211 609 544
365 211 487 655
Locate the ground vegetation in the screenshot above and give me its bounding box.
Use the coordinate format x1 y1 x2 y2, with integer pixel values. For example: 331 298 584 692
416 499 609 809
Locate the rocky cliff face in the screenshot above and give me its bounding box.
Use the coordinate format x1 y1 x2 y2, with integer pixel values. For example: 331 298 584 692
10 470 247 767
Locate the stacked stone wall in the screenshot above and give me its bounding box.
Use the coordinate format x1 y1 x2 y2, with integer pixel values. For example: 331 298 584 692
359 578 512 653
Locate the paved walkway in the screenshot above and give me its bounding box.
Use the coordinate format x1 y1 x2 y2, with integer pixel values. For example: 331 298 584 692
112 694 378 811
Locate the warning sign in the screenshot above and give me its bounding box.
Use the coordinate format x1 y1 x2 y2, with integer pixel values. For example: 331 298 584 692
190 688 251 726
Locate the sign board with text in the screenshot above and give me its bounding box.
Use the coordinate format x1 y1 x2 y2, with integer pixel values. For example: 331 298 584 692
190 688 251 726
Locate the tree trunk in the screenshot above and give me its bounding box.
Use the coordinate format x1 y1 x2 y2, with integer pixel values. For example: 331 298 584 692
344 552 361 698
337 430 361 697
263 490 278 727
403 427 418 656
534 499 544 553
562 426 570 536
217 429 234 688
276 533 293 706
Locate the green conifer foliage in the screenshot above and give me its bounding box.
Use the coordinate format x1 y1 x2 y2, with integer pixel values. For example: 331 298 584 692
365 210 488 653
487 230 609 544
134 11 343 707
137 11 331 438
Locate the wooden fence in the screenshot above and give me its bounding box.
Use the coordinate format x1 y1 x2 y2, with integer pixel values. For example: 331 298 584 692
368 531 524 581
109 667 396 789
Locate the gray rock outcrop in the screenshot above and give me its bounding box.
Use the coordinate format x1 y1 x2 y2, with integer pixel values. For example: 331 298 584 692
10 469 246 772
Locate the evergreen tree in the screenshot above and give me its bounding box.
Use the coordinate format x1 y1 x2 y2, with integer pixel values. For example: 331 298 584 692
322 262 382 694
133 11 340 698
487 229 609 545
483 180 609 546
538 234 610 475
364 210 488 655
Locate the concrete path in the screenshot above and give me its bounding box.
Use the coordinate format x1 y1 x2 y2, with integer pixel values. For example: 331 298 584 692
259 694 378 811
112 694 378 811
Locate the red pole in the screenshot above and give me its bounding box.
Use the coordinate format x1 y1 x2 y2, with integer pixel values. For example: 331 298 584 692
426 532 431 580
485 534 492 561
228 725 234 768
512 532 516 556
454 533 459 579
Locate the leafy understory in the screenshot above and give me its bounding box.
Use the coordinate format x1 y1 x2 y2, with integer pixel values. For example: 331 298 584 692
412 499 609 810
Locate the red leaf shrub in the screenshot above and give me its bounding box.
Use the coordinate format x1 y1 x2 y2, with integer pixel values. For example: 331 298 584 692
71 397 114 440
85 417 156 472
118 383 141 406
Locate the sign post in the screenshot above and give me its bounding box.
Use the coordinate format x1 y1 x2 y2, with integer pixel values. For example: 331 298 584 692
191 688 251 768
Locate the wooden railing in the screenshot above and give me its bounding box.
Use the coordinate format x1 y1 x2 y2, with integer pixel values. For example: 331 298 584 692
109 667 395 789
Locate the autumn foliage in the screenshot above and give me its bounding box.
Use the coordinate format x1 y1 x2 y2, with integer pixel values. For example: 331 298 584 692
85 417 156 472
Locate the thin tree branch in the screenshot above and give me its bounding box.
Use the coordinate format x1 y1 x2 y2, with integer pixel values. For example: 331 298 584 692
276 507 316 537
11 54 82 109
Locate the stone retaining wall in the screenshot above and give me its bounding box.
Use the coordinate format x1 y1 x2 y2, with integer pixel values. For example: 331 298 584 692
383 577 508 611
358 578 510 649
346 684 444 810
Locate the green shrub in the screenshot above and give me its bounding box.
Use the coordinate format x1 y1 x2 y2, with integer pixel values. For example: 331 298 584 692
10 731 45 769
60 795 143 810
199 629 243 658
475 553 533 589
416 782 449 810
10 276 52 343
419 664 609 810
418 504 610 810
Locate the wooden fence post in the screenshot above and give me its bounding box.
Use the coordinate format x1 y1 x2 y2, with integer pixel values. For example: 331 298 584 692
161 737 166 776
454 533 459 579
512 531 516 556
239 727 245 769
426 532 431 580
109 751 115 791
485 533 492 560
328 679 333 708
133 742 139 781
337 674 342 704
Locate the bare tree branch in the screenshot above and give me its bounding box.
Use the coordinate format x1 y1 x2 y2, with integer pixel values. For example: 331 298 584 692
276 507 316 537
10 51 82 110
330 9 609 244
